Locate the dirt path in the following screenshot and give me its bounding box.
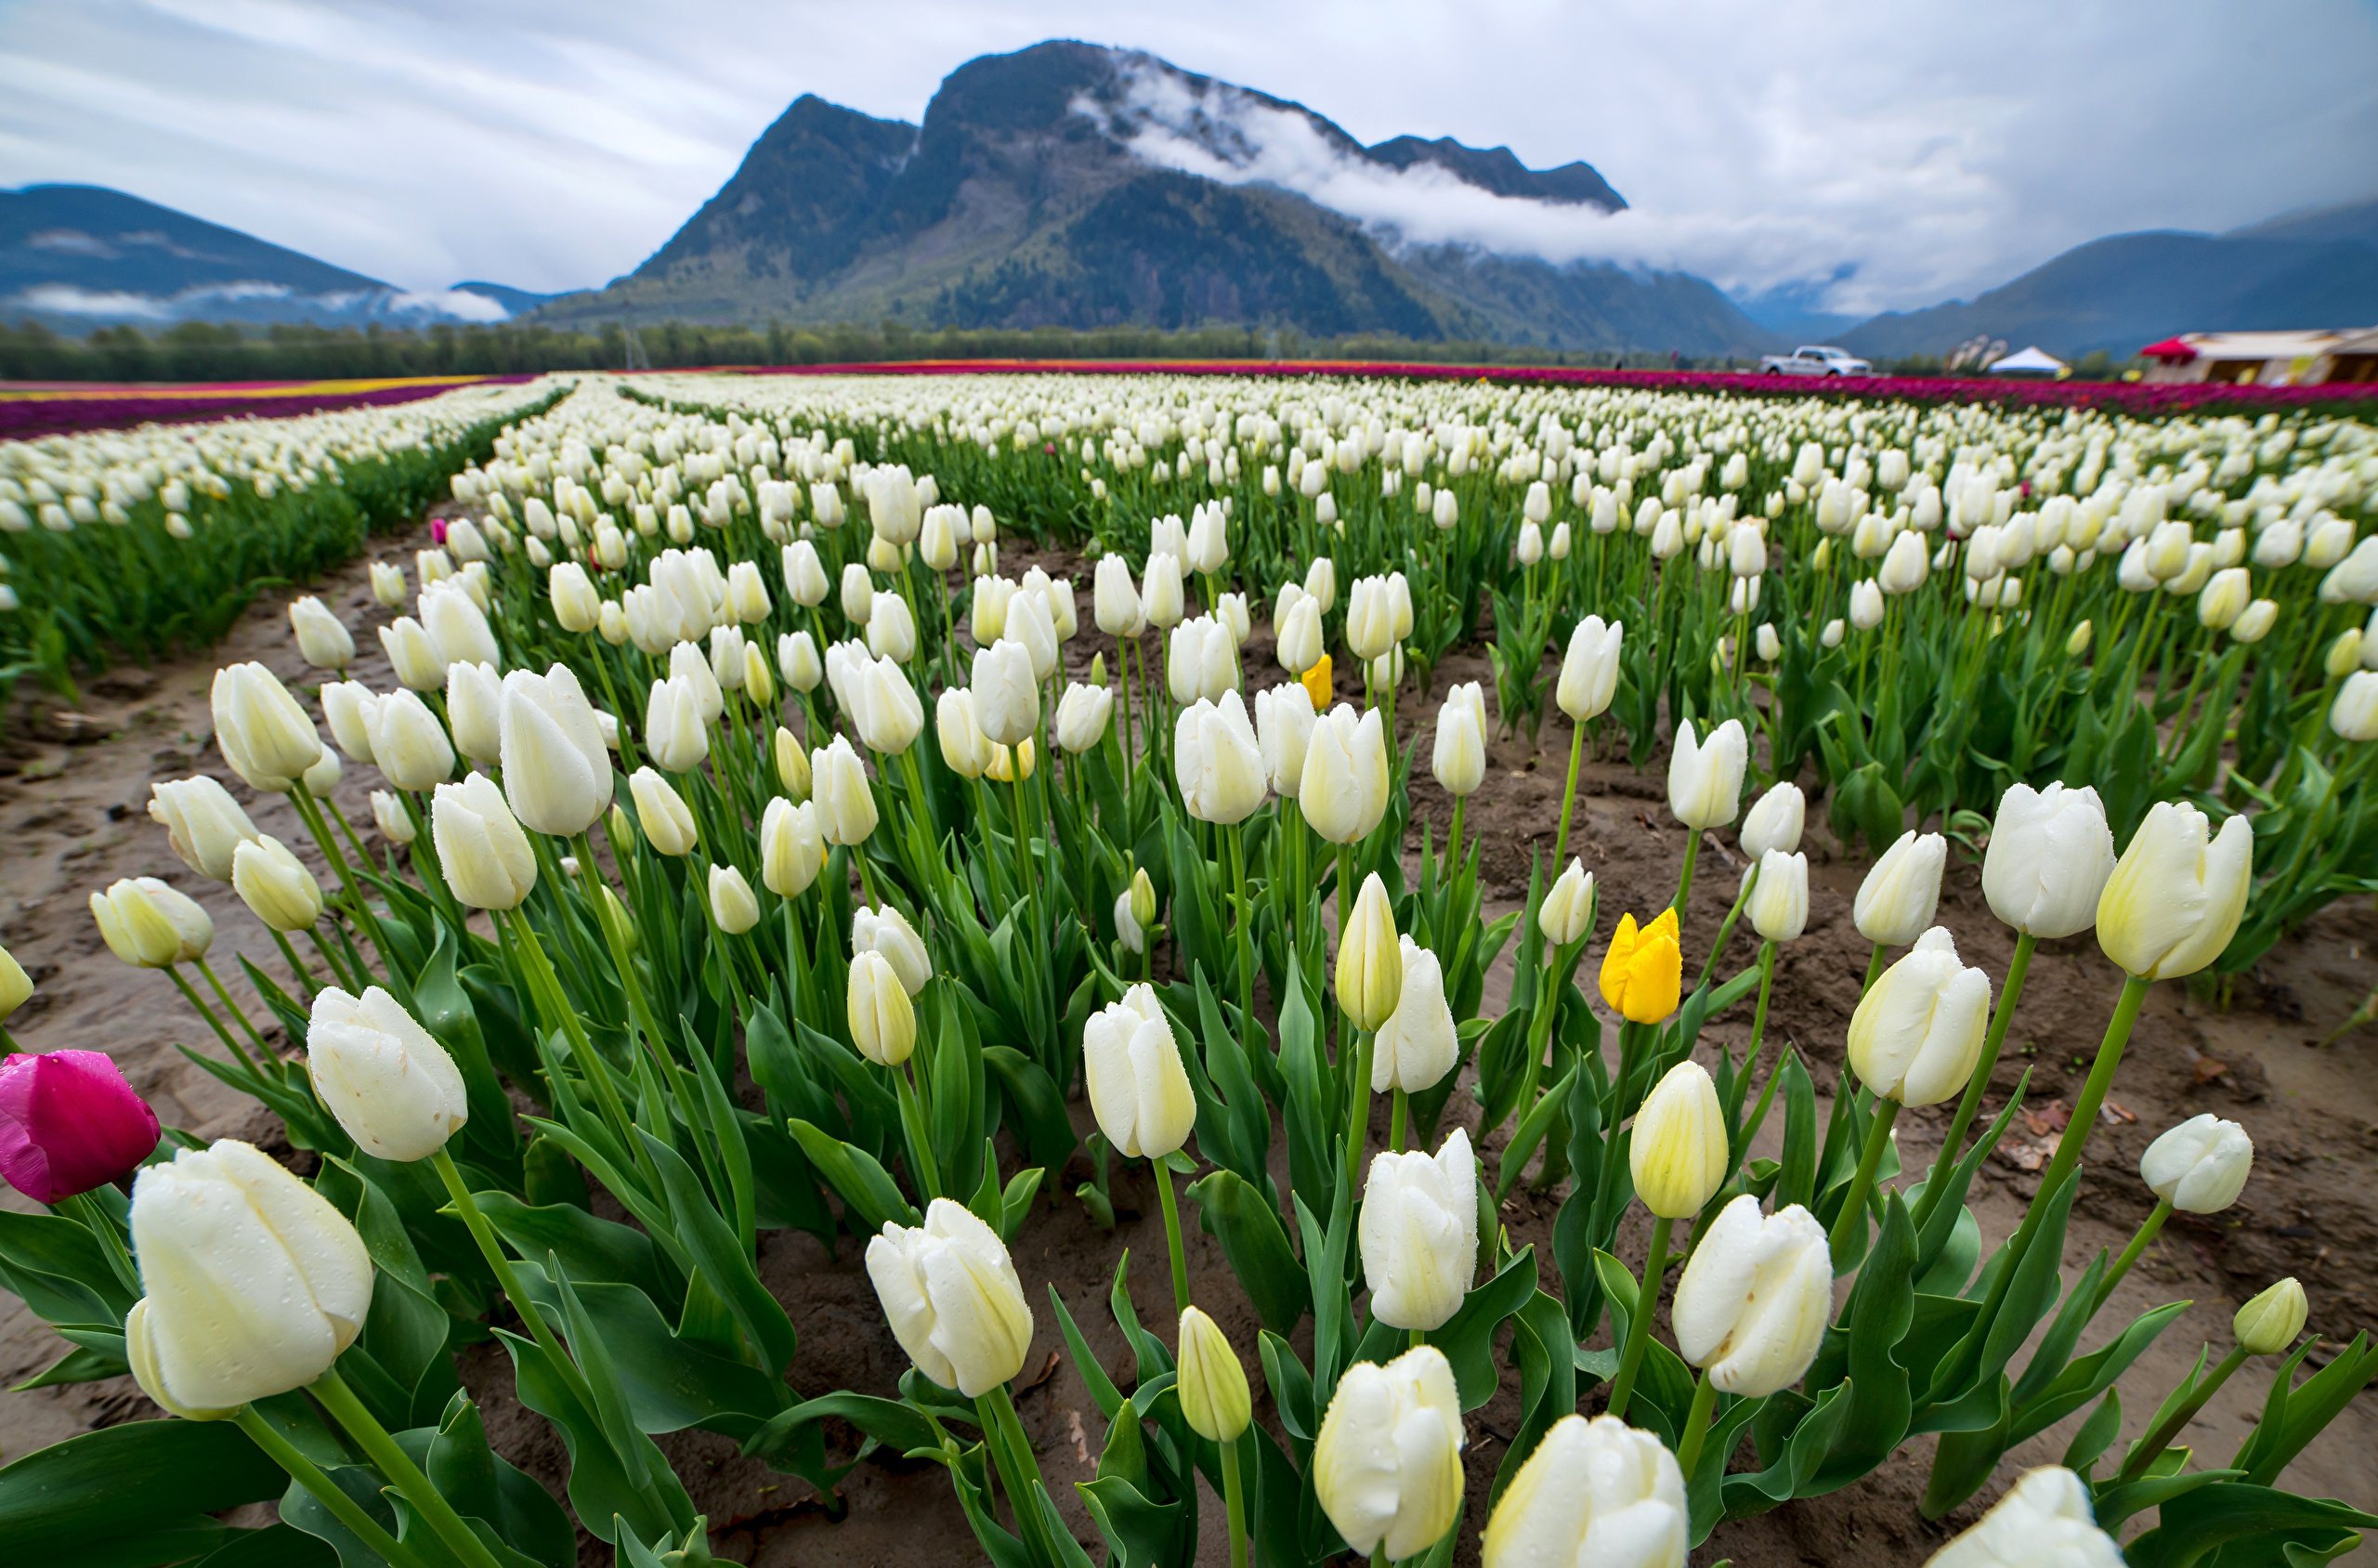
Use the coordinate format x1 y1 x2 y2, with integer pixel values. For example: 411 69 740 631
1 535 2371 1564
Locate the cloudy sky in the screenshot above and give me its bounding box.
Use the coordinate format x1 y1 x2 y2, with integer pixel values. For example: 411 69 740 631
2 0 2373 315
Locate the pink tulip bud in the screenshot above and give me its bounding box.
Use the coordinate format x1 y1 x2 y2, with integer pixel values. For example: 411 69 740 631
0 1051 161 1205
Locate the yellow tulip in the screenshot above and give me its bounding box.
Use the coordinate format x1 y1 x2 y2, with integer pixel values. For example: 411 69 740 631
1599 909 1682 1024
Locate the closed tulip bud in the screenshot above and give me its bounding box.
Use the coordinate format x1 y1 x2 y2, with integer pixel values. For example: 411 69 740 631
754 797 821 898
445 660 503 765
1854 829 1947 946
1175 1306 1251 1442
1850 577 1885 629
1849 926 1991 1104
1516 520 1545 566
369 560 406 608
2328 628 2364 679
1141 554 1184 631
288 595 353 671
127 1139 372 1411
1879 529 1929 593
1667 717 1747 830
646 676 711 773
742 643 776 707
1357 1128 1478 1330
847 947 916 1065
2235 1277 2306 1355
708 864 760 934
950 639 1026 750
1313 1346 1464 1560
2230 598 2278 644
770 629 818 693
1557 615 1624 721
1600 908 1681 1024
847 906 926 997
1540 857 1596 946
2198 566 2250 630
422 581 498 669
764 728 808 804
867 1196 1032 1395
149 776 259 882
1114 889 1147 953
363 687 454 793
1740 781 1805 858
1982 783 2115 938
500 666 613 836
725 557 771 622
2140 1113 2253 1213
1346 575 1398 660
370 790 414 845
811 736 878 845
212 661 324 793
1630 1060 1728 1218
91 877 212 968
430 773 538 910
1175 690 1267 825
783 541 829 607
0 943 29 1021
1083 983 1196 1159
2066 619 2094 657
1301 703 1390 843
2097 803 2253 980
1748 848 1809 942
1373 936 1457 1092
868 592 917 662
301 749 341 797
319 680 377 765
1924 1465 2123 1568
1482 1414 1686 1568
840 562 874 624
0 1049 159 1203
1093 555 1144 636
1211 588 1246 646
1055 681 1113 752
231 836 323 933
1336 872 1403 1032
2332 670 2378 742
1431 681 1487 796
304 986 466 1160
1168 616 1238 703
1276 593 1325 674
1672 1194 1830 1396
548 562 600 633
629 766 698 856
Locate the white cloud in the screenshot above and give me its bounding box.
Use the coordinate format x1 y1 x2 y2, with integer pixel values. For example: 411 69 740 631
387 288 511 322
0 0 2371 316
15 283 168 317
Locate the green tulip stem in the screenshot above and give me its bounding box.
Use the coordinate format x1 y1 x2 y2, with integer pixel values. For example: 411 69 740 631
308 927 364 993
1345 1029 1375 1185
501 907 638 1162
1552 720 1586 870
291 783 386 973
1154 1155 1190 1318
1007 777 1034 917
895 1061 943 1200
1745 940 1778 1070
428 1146 594 1404
572 835 679 1078
1220 1432 1250 1568
269 929 322 996
2093 1196 2175 1317
1914 930 2037 1232
1697 865 1757 990
1828 1096 1902 1271
2030 973 2153 1245
309 1366 511 1568
1673 831 1701 917
194 958 276 1068
63 1189 141 1296
1117 636 1136 772
233 1405 438 1568
1445 794 1467 891
1674 1367 1721 1477
166 966 268 1083
1228 821 1256 1043
976 1382 1060 1567
1604 1213 1673 1422
2116 1344 2248 1485
321 793 373 870
1390 1089 1409 1154
1859 942 1888 999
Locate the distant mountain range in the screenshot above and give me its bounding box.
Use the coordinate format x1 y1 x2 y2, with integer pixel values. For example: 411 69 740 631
0 185 554 331
533 42 1765 355
1838 200 2378 359
7 40 2375 361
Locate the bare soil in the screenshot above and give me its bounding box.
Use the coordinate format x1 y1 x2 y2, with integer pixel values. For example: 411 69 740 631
2 533 2372 1565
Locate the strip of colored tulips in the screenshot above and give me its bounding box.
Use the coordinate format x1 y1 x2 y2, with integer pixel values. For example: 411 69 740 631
0 372 2372 1568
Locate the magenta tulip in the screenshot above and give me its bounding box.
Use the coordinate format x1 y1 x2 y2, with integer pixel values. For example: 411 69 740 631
0 1051 161 1205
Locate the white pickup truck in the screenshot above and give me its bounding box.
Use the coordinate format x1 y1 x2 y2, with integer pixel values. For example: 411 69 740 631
1758 345 1873 376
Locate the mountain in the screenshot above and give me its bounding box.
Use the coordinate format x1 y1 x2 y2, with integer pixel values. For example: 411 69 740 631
538 41 1773 355
0 185 546 331
1840 199 2378 360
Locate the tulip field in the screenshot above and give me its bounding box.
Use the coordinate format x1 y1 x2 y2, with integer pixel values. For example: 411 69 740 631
2 368 2377 1568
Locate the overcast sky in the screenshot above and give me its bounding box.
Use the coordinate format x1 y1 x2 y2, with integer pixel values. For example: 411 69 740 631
2 0 2373 315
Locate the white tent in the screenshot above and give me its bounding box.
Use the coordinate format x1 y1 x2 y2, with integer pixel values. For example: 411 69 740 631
1986 345 2067 376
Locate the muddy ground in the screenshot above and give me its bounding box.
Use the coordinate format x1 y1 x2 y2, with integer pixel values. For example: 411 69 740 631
2 529 2372 1566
